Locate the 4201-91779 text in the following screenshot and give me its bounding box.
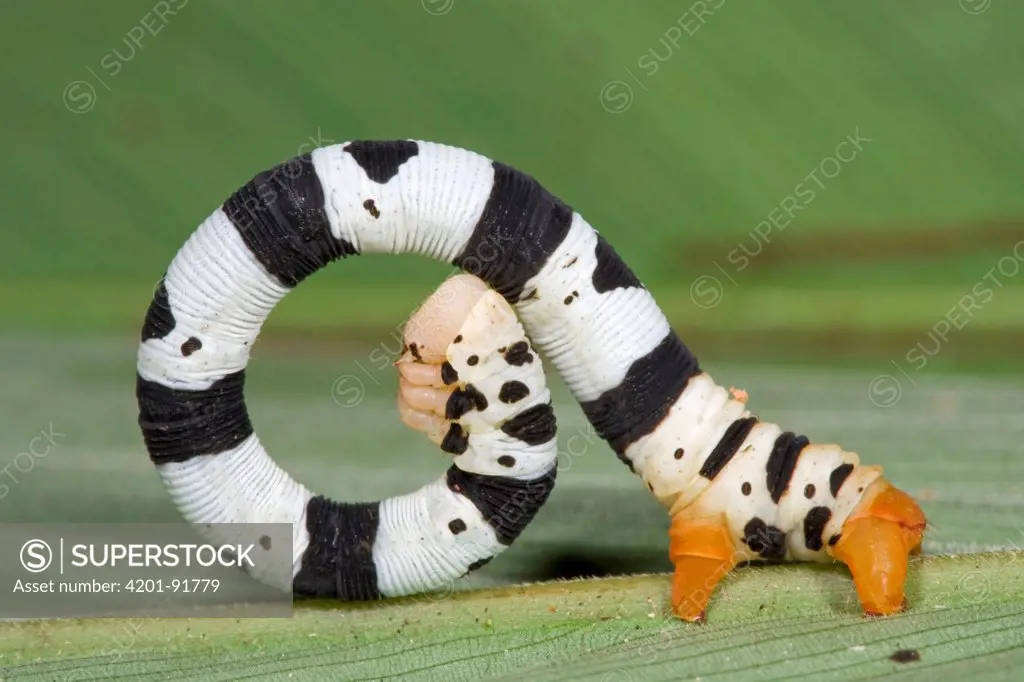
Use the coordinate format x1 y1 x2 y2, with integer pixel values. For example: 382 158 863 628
12 578 221 594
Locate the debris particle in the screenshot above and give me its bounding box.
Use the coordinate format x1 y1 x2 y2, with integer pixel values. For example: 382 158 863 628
890 649 921 664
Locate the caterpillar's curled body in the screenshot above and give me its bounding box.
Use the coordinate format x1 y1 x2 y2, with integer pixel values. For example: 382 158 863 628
136 139 926 621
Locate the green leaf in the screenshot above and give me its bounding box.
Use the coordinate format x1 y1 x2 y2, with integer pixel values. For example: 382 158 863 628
2 552 1022 680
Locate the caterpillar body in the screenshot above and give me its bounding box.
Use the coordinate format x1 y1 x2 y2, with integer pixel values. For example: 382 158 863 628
136 139 926 619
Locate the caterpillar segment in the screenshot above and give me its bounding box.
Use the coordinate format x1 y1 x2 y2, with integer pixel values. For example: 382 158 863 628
397 274 558 480
136 139 925 613
632 374 927 621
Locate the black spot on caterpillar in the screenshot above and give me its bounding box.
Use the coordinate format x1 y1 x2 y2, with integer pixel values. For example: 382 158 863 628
440 423 469 455
503 341 533 366
500 403 556 446
830 463 855 497
180 337 202 357
363 199 380 218
804 483 816 499
344 140 419 184
440 361 459 385
803 507 832 551
743 518 787 560
741 482 752 496
446 384 488 420
407 342 422 361
448 518 467 534
498 381 530 404
498 455 516 468
467 355 479 366
453 334 463 344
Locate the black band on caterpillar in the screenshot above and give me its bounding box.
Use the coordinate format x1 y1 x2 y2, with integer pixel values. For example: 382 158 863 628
293 496 381 600
452 162 574 303
699 417 759 480
580 333 700 456
765 432 810 504
222 152 357 288
446 466 557 545
136 371 252 463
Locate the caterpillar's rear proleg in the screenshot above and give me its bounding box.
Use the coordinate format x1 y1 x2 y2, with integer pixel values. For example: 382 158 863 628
668 514 738 623
828 479 926 616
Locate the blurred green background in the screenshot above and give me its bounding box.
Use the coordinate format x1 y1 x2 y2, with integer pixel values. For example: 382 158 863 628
2 0 1022 544
2 1 1024 678
3 0 1023 369
3 0 1024 545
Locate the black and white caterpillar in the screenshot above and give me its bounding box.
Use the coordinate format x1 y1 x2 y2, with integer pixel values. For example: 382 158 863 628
136 139 926 618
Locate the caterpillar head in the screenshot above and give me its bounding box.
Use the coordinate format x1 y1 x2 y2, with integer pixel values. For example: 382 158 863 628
827 479 927 616
399 274 490 364
396 274 521 444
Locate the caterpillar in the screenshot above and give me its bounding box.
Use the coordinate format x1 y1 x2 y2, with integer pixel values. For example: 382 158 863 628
136 139 926 620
